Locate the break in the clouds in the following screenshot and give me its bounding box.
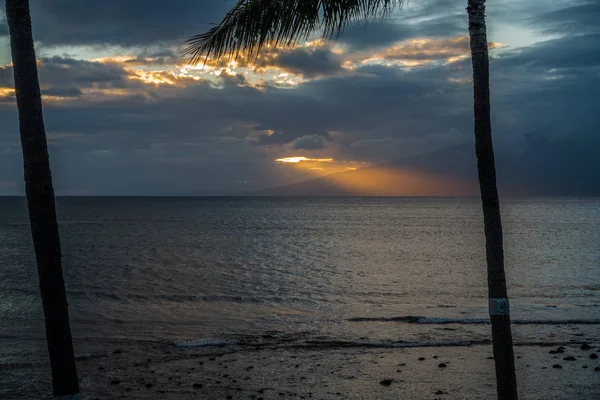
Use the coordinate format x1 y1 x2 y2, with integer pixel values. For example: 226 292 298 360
0 0 598 195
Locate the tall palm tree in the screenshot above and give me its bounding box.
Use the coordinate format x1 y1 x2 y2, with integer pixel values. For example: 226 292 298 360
5 0 80 398
185 0 518 398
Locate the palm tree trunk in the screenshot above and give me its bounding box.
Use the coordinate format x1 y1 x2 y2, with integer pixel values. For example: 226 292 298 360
466 0 518 399
5 0 80 398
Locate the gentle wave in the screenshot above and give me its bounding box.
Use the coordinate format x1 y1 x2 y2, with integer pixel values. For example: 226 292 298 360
172 331 479 350
347 316 600 325
174 338 239 348
172 333 599 352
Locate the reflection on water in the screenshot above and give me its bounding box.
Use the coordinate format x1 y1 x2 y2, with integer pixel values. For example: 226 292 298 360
1 197 599 364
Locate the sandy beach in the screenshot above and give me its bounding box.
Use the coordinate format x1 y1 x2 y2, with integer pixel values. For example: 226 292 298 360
3 339 599 400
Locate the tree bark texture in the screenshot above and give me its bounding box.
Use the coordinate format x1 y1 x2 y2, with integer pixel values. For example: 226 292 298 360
467 0 518 399
5 0 80 398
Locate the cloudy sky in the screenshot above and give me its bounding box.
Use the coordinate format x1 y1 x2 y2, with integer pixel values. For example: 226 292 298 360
0 0 598 195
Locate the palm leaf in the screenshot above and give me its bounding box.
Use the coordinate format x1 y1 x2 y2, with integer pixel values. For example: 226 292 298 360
184 0 406 65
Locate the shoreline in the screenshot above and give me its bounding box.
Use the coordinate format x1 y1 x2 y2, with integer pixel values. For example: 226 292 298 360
4 340 599 400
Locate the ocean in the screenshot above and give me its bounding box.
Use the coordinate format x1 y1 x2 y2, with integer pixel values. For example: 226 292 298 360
1 197 599 391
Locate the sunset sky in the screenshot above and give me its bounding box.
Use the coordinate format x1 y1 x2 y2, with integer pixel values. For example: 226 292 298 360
0 0 598 195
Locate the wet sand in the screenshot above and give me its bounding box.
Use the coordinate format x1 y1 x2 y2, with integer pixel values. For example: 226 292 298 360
4 341 600 399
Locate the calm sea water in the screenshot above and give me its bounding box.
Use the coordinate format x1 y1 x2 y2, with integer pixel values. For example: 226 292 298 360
1 197 599 366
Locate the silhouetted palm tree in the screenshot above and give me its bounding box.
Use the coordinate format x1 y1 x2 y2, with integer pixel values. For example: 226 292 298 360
185 0 517 398
5 0 80 398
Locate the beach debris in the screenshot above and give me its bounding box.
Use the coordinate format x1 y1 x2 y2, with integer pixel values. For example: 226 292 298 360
580 343 592 350
418 357 425 361
552 364 562 369
590 353 598 359
438 363 447 368
563 356 576 361
435 390 447 395
380 379 393 386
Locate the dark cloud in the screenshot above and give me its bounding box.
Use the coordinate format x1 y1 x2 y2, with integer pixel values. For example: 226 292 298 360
494 33 600 72
252 130 290 146
18 0 235 47
336 0 465 50
253 129 331 147
531 1 600 35
1 56 142 90
267 46 345 78
0 0 598 195
290 135 329 150
42 86 83 98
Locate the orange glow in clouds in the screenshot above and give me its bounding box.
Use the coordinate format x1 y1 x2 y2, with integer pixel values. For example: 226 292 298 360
275 156 370 177
275 157 334 163
275 156 476 195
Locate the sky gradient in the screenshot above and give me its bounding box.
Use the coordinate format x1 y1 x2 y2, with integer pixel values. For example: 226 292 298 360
0 0 598 196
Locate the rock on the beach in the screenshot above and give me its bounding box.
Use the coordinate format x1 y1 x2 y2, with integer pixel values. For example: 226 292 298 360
380 379 393 386
112 349 123 354
557 347 565 353
438 363 447 368
418 357 425 361
595 367 600 372
110 379 121 385
435 390 447 395
552 364 562 369
589 353 598 359
581 343 592 350
563 356 576 361
193 383 203 388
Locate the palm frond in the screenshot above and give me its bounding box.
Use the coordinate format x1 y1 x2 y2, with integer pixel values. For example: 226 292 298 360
184 0 406 65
